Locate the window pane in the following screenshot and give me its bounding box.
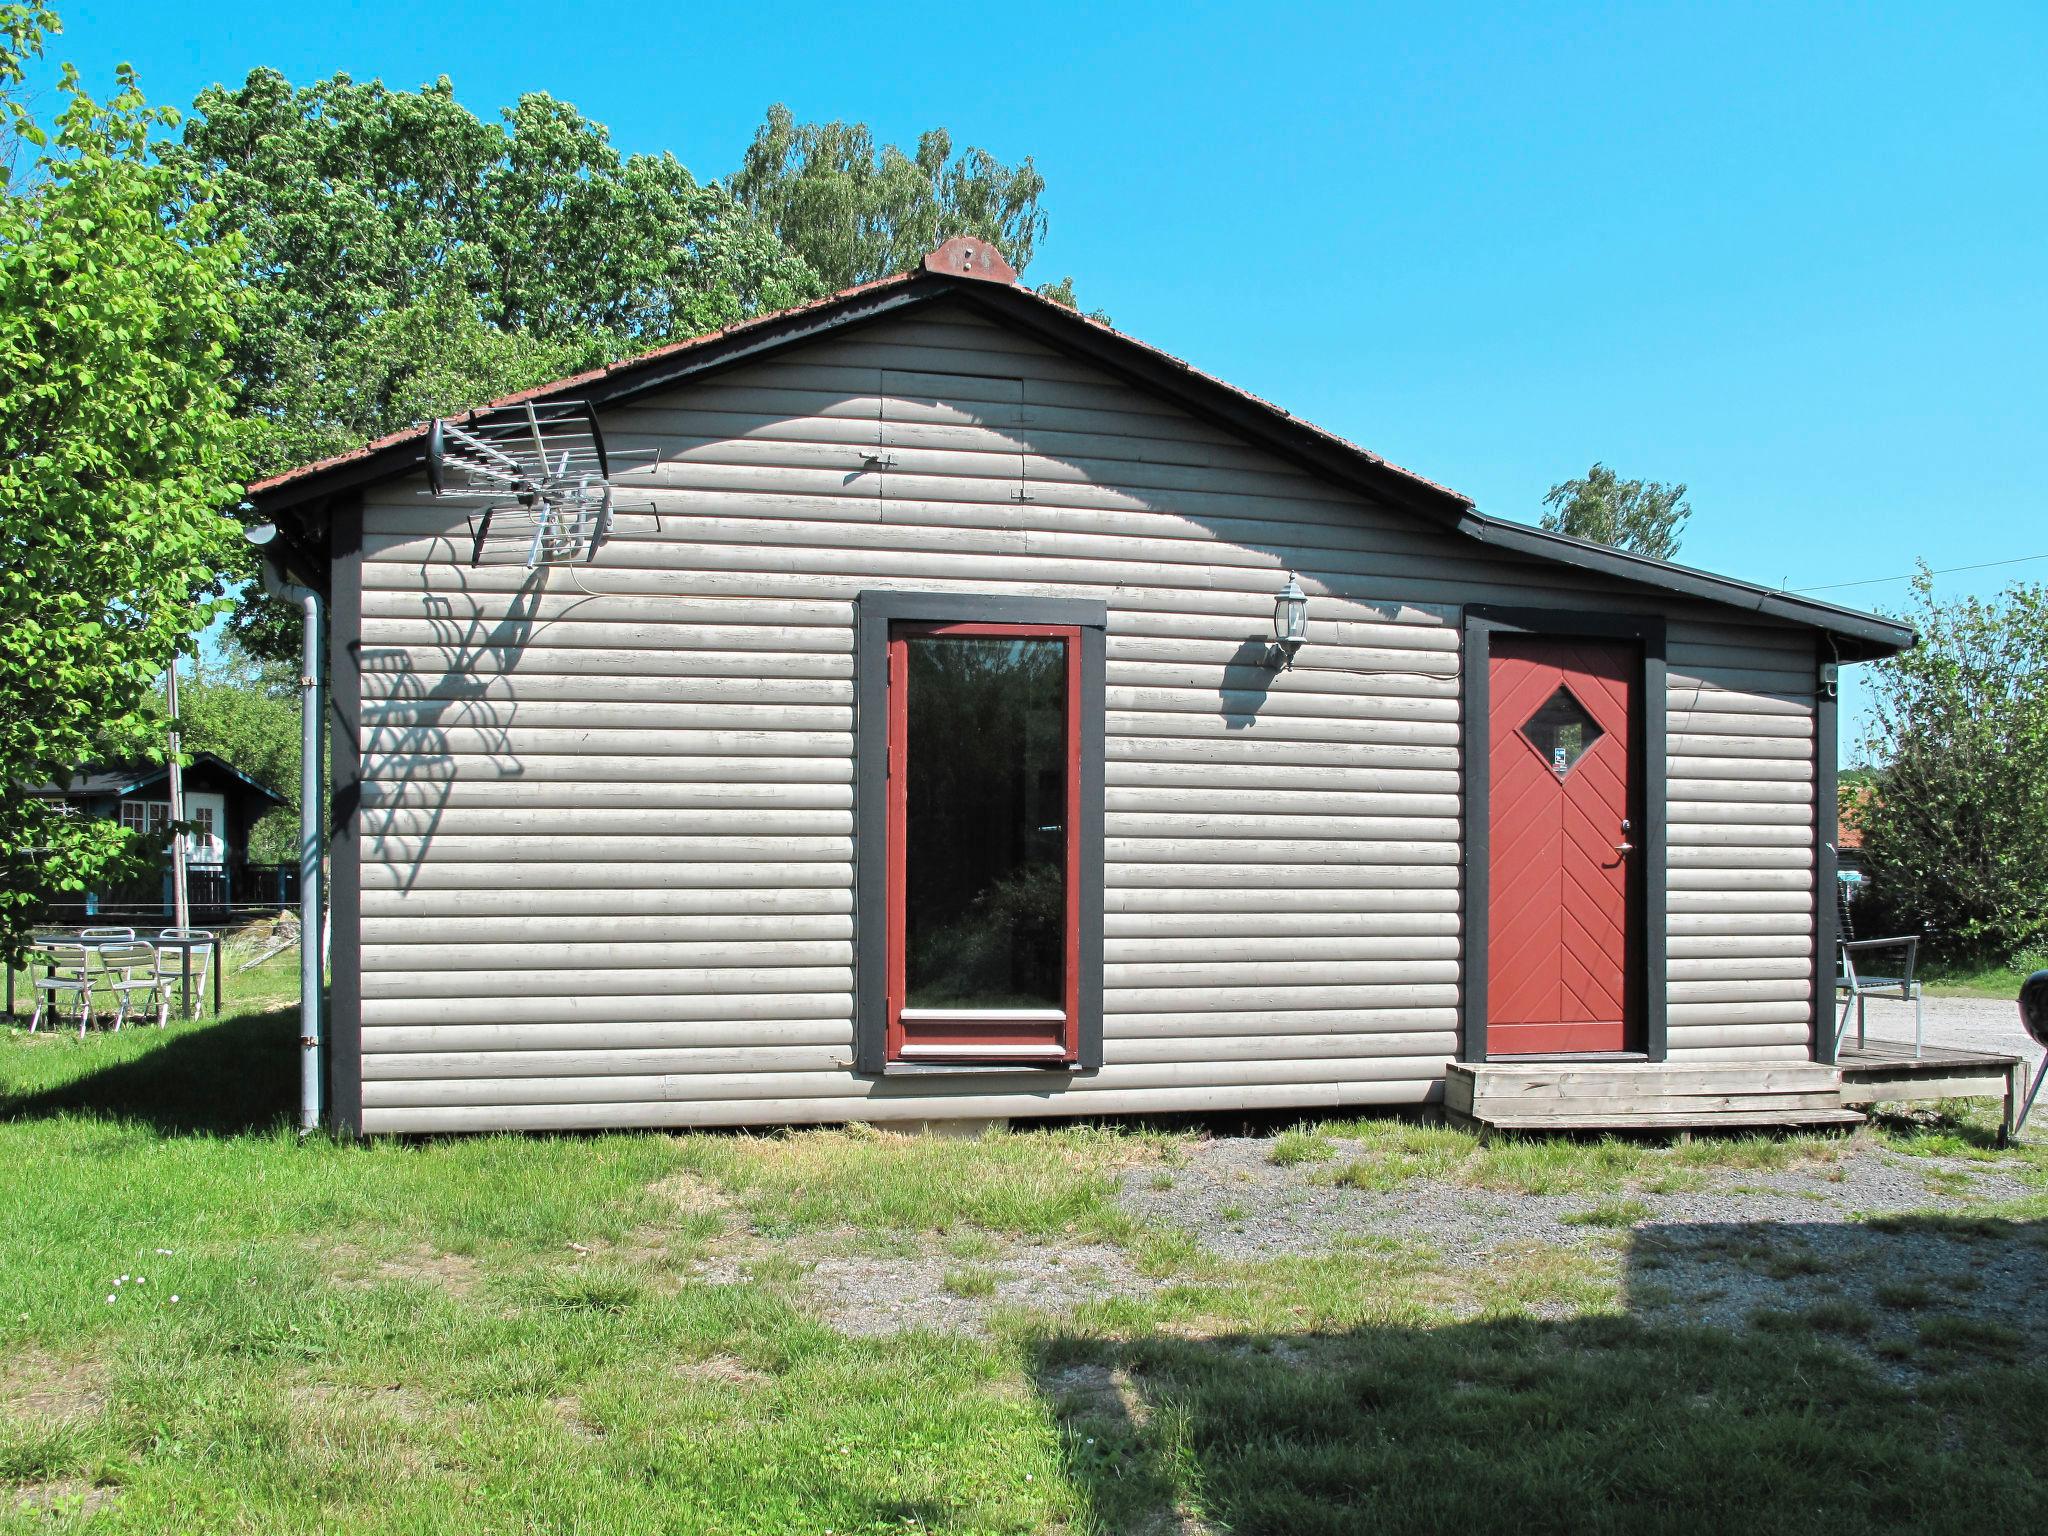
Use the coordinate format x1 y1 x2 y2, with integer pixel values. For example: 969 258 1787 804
903 635 1067 1010
1520 686 1604 777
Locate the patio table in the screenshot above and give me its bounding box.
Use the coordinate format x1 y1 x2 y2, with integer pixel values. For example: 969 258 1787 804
6 931 221 1022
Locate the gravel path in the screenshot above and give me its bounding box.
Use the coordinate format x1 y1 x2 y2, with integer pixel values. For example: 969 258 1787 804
1113 1129 2046 1368
1116 1136 2029 1265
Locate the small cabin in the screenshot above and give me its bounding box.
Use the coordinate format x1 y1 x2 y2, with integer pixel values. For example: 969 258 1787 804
25 751 288 919
247 238 1912 1137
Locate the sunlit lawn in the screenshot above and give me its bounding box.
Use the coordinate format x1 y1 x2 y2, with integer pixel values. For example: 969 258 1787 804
1919 953 2046 999
3 963 2046 1533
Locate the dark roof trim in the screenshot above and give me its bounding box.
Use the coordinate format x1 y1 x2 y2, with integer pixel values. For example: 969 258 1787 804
1455 514 1914 659
247 277 933 517
247 267 1470 529
31 752 289 805
939 281 1472 525
244 244 1911 659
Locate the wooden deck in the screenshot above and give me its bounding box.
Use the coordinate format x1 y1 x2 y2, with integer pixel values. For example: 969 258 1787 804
1443 1044 2034 1140
1836 1039 2029 1143
1445 1061 1863 1134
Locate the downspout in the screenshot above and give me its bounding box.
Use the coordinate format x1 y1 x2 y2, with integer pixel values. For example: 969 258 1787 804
244 523 325 1136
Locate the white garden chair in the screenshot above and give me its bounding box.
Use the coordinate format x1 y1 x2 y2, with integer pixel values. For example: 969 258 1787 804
153 929 215 1020
27 942 95 1036
94 941 164 1030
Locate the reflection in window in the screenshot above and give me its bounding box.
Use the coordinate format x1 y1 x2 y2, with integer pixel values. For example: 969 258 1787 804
903 636 1068 1009
1521 687 1605 777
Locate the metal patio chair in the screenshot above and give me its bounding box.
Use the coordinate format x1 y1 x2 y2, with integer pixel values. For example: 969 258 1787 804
154 928 215 1020
94 941 164 1030
79 927 137 942
1835 880 1924 1056
27 942 95 1036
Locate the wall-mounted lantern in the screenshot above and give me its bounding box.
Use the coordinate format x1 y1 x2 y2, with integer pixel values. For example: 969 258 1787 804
1267 573 1308 669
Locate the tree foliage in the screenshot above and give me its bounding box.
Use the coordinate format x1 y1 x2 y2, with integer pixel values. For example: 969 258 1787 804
1540 463 1692 561
165 70 828 662
0 9 242 961
179 647 303 865
0 1 55 184
732 104 1078 304
1853 569 2048 965
163 71 823 482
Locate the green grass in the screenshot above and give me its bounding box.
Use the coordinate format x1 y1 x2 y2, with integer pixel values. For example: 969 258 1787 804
1267 1129 1336 1167
1307 1115 1848 1197
4 988 2047 1532
942 1268 999 1299
1562 1198 1655 1229
1918 953 2045 999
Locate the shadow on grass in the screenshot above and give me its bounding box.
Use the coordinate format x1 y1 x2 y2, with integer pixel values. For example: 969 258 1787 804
0 1008 296 1135
1862 1103 2011 1152
1030 1217 2048 1536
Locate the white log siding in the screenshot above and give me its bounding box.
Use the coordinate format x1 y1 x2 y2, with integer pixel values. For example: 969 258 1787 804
350 303 1817 1133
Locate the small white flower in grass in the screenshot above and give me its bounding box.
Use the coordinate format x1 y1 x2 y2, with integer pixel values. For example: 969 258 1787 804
105 1295 116 1304
136 1277 145 1285
154 1249 172 1256
169 1296 179 1304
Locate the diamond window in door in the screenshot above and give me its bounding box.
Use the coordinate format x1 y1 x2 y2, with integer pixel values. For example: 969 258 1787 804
1521 686 1604 777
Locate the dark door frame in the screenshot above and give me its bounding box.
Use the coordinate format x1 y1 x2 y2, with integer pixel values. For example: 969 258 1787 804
853 589 1107 1078
1460 606 1669 1064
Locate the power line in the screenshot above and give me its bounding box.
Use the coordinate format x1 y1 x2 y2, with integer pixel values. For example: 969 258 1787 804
1791 551 2048 593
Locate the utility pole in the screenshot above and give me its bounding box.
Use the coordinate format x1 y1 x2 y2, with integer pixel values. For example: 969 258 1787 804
166 657 189 930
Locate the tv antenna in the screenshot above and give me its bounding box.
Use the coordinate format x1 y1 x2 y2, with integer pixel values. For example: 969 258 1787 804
426 400 657 568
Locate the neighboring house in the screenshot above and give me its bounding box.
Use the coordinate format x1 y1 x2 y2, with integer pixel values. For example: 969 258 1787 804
1836 785 1872 880
246 237 1913 1137
26 752 288 917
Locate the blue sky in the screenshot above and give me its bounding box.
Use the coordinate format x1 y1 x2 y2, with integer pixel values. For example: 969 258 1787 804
37 1 2048 751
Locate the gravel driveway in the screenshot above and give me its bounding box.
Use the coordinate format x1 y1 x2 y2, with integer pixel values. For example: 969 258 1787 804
1852 991 2038 1059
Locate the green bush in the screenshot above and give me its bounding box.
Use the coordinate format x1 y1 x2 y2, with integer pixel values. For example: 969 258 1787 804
1854 569 2048 965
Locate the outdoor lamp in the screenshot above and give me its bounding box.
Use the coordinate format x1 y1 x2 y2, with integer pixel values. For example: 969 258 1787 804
1268 573 1307 668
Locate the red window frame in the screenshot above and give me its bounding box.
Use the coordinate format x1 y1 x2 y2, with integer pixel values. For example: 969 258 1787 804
885 620 1084 1065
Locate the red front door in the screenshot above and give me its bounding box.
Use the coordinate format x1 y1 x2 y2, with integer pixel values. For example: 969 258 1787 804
1486 635 1638 1054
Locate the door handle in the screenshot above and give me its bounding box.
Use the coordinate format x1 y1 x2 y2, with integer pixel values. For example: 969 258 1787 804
1615 842 1634 856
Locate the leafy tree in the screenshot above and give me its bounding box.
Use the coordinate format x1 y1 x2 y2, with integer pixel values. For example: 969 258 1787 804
0 8 242 962
1540 463 1692 561
1853 568 2048 965
165 70 829 662
0 1 54 183
732 104 1079 304
179 647 303 865
163 71 822 483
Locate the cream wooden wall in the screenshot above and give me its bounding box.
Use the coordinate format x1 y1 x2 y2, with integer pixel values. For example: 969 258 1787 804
347 302 1816 1133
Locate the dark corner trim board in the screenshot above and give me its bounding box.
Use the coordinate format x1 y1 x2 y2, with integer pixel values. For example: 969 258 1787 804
1459 606 1668 1065
326 494 365 1136
852 590 1107 1078
1812 640 1841 1065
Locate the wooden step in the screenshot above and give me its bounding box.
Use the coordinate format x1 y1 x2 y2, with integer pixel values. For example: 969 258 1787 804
1445 1059 1856 1133
1447 1107 1866 1134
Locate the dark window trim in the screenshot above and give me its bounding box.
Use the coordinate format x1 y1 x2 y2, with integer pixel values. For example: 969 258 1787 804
854 590 1106 1077
1459 606 1668 1064
1812 641 1840 1065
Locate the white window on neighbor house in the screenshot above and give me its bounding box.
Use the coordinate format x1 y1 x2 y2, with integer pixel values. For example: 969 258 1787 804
185 805 217 863
119 800 171 834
